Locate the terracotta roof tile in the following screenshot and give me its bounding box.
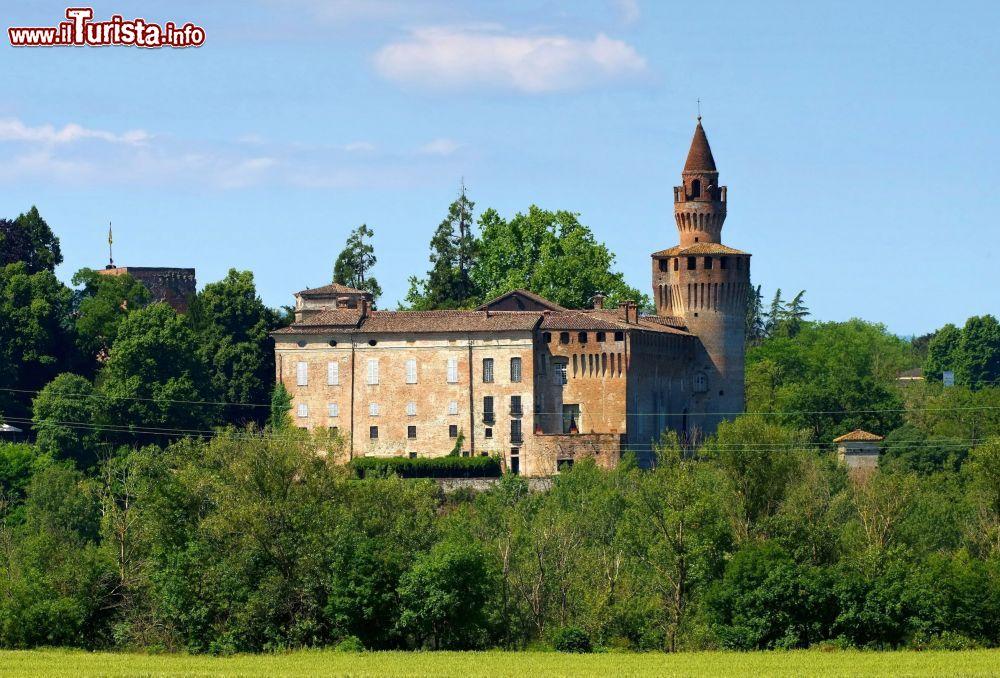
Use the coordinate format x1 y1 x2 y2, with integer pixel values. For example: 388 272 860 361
683 121 717 173
476 288 566 312
541 310 692 336
652 243 749 257
833 429 884 443
360 310 541 333
296 283 370 297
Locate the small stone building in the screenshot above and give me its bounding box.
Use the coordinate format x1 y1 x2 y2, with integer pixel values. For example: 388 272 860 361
834 429 884 470
272 118 751 476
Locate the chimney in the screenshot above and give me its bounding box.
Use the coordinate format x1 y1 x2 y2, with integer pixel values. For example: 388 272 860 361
623 301 637 324
592 293 605 310
358 297 370 317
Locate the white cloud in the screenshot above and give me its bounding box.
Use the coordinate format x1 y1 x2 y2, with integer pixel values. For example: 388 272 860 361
0 118 149 145
373 26 647 93
615 0 640 24
418 138 460 156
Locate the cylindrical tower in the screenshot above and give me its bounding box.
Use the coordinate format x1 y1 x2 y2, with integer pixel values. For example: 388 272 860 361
651 118 750 434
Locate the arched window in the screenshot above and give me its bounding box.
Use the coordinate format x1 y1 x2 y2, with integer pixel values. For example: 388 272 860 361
691 179 701 198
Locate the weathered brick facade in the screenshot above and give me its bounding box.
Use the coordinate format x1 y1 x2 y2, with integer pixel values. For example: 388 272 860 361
273 119 750 475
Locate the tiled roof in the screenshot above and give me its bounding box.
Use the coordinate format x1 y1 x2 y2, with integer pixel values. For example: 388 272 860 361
833 429 884 443
684 120 717 173
652 243 749 257
360 310 542 333
541 309 692 336
296 283 370 297
476 288 566 312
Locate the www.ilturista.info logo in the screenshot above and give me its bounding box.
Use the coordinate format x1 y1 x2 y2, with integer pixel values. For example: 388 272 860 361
8 8 205 48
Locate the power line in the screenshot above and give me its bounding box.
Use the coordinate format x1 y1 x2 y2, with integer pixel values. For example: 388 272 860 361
5 385 1000 418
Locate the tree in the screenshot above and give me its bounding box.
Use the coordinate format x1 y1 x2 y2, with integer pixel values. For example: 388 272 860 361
71 268 150 372
703 416 804 542
763 289 785 337
268 383 292 431
0 207 63 273
0 262 75 421
397 540 494 649
955 315 1000 389
471 206 647 309
98 304 217 443
187 269 282 427
624 450 729 650
32 373 105 469
745 283 765 347
406 186 480 310
780 290 810 337
333 224 382 304
924 324 961 382
966 438 1000 557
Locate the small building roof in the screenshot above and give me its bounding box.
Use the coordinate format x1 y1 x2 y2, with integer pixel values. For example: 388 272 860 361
833 429 884 443
0 423 23 434
295 283 371 298
274 309 543 335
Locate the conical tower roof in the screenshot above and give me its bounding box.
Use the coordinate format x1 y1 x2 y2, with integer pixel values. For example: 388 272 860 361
683 119 717 173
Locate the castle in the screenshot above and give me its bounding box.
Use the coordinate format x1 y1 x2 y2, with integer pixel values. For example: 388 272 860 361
272 119 750 476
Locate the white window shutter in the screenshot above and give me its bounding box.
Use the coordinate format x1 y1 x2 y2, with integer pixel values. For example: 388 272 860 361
327 361 339 385
406 401 417 416
327 403 339 417
367 359 379 385
406 359 417 384
448 400 459 415
369 402 379 416
447 357 458 383
297 403 308 418
296 361 308 386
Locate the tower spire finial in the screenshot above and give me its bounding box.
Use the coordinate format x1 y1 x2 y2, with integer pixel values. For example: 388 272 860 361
697 97 701 122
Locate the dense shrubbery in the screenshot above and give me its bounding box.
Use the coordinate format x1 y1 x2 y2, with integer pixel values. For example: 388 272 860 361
350 455 502 479
1 424 999 653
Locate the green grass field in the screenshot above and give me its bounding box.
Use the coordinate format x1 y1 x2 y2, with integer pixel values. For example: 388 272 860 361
1 649 998 677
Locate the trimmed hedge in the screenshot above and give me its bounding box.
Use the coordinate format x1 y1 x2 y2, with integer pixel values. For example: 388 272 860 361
349 454 502 479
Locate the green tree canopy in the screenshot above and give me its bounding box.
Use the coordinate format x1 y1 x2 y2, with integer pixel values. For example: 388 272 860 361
333 224 382 304
471 206 647 309
187 269 282 427
71 268 150 372
406 187 480 310
0 207 63 274
32 373 105 469
98 303 217 442
0 262 75 421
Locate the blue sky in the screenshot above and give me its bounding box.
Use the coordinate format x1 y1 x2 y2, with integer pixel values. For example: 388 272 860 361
1 0 997 336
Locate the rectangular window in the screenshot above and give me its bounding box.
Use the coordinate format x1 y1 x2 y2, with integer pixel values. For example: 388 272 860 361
510 395 522 416
448 400 459 415
405 358 417 384
510 419 522 443
297 403 308 418
449 424 458 438
510 357 522 383
554 361 568 385
407 425 417 439
367 358 379 385
327 361 339 385
482 357 494 383
485 427 493 439
327 403 339 417
614 331 624 342
369 426 378 439
369 402 379 417
596 331 606 342
447 357 459 383
296 361 308 386
406 401 417 416
687 256 696 270
704 256 713 270
483 396 494 423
